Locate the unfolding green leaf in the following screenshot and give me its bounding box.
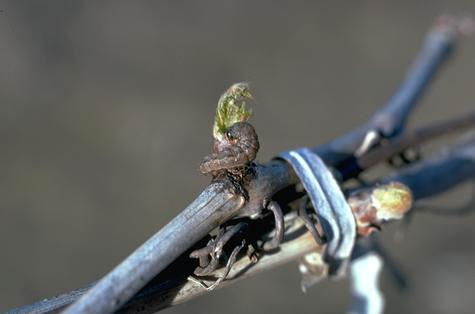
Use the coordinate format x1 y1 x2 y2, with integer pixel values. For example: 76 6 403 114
213 83 253 141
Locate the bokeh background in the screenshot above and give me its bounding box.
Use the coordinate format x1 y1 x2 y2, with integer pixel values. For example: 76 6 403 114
1 1 475 313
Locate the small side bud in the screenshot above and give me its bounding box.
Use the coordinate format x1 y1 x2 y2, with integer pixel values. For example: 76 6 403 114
371 182 413 221
348 182 413 236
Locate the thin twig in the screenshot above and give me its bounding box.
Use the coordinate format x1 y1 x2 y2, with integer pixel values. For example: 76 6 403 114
315 17 462 164
342 112 475 179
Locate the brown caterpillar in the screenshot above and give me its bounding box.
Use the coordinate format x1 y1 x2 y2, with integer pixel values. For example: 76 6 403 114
200 122 259 175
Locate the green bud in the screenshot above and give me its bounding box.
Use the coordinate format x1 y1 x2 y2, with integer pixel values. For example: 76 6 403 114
213 83 253 141
371 182 413 220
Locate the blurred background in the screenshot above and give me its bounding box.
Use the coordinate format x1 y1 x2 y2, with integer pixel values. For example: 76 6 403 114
1 1 475 313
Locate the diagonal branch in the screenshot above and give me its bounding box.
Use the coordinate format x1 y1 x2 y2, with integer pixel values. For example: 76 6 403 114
120 133 475 313
10 133 475 314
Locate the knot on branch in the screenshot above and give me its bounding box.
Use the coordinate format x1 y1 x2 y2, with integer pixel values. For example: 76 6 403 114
200 83 260 199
